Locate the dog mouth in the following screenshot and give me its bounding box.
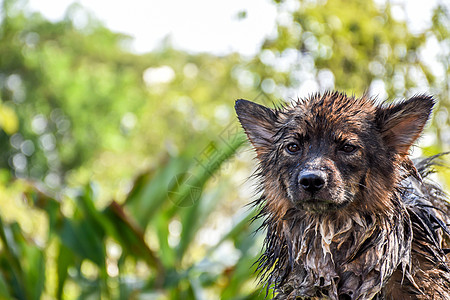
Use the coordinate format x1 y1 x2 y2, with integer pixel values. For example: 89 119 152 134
298 198 349 212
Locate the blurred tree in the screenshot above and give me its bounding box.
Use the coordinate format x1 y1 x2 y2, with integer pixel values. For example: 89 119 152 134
1 0 145 184
0 0 448 299
0 0 246 198
248 0 449 155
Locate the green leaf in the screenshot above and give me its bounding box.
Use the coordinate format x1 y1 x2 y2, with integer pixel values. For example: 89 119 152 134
0 272 12 299
59 218 105 268
0 102 18 135
0 219 26 300
124 157 192 228
176 183 226 260
170 134 246 210
56 243 74 300
103 201 164 274
0 219 45 300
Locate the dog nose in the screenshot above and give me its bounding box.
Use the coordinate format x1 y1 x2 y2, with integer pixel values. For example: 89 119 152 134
299 171 326 193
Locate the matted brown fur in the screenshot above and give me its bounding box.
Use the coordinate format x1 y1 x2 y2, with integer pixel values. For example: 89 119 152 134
235 92 450 299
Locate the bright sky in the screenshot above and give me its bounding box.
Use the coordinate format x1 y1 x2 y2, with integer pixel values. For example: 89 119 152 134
27 0 278 56
27 0 442 56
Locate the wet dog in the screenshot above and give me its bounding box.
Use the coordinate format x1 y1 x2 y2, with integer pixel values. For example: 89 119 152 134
235 92 450 299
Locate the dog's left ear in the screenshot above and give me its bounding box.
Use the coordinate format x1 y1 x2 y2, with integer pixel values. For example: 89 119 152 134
376 95 434 155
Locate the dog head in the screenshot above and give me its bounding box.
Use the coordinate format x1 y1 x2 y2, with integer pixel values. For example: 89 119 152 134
235 92 433 216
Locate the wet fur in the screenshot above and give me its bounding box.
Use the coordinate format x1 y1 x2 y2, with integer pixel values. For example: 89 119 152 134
235 92 450 299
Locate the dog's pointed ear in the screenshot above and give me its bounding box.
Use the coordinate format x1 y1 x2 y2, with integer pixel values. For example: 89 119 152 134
235 99 277 153
376 95 434 155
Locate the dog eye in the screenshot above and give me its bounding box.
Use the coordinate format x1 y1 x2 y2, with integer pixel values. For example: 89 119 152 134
286 143 300 154
340 144 358 153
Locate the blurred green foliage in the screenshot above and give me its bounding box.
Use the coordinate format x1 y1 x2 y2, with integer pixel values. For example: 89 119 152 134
0 0 448 299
